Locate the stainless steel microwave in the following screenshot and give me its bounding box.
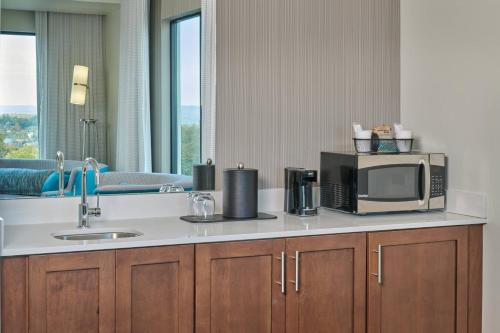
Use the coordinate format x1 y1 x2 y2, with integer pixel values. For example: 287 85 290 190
320 152 446 214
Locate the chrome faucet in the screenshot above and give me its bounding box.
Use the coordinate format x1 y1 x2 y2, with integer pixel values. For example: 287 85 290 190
78 157 101 228
56 151 65 196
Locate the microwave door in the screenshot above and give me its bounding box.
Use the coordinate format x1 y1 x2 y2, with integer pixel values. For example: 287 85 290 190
357 155 431 213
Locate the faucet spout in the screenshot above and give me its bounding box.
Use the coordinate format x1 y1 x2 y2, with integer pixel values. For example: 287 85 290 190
56 151 65 196
78 157 101 228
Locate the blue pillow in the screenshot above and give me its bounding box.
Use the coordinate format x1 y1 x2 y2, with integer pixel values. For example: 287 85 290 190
72 166 109 195
41 171 71 193
0 168 54 196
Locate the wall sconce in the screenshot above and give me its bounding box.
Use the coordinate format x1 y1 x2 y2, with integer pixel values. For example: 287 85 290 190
70 65 89 105
69 65 97 160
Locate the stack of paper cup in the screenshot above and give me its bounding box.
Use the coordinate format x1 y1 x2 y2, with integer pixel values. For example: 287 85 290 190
394 123 413 152
353 123 372 153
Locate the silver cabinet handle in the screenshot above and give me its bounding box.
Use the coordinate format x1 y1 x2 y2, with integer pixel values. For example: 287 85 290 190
371 244 383 284
418 159 431 207
274 252 285 294
377 244 382 284
290 251 300 292
296 251 300 292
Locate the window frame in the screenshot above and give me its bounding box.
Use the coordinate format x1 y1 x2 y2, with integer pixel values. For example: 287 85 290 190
0 31 36 36
169 12 202 175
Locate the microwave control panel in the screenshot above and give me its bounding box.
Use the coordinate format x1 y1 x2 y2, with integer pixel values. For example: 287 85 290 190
430 164 446 198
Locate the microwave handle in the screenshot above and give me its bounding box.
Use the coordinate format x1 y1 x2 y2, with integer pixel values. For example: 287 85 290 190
418 159 431 207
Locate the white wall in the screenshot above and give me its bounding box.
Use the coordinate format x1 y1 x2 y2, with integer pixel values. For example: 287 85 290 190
1 9 35 33
401 0 500 331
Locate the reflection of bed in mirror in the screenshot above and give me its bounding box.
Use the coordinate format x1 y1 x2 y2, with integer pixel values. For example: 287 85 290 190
0 159 193 199
0 158 193 199
96 172 192 195
0 158 109 199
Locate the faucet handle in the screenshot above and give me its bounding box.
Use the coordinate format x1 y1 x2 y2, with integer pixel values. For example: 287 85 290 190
88 207 101 218
88 194 101 217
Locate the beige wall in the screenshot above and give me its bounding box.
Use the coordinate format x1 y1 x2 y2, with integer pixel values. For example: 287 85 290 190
400 0 500 331
161 0 199 20
150 0 167 173
215 0 401 188
1 9 35 33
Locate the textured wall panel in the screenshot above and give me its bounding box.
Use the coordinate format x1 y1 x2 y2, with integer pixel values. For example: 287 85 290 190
216 0 400 188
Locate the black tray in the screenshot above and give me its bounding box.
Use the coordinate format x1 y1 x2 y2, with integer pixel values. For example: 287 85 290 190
180 212 277 223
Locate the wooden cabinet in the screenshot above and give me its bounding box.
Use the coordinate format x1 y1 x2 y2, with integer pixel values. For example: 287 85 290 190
0 225 484 333
286 234 366 333
28 251 115 333
115 245 194 333
2 245 194 333
195 239 286 333
2 257 28 333
195 234 366 333
367 226 471 333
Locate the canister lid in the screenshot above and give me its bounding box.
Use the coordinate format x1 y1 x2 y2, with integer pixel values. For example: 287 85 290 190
224 162 258 173
193 158 215 169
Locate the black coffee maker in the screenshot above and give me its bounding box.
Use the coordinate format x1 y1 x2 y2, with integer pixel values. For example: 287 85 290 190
284 167 318 216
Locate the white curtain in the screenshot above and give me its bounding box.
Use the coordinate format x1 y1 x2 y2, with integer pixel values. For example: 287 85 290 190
201 0 217 162
36 12 107 162
116 0 152 172
36 12 48 158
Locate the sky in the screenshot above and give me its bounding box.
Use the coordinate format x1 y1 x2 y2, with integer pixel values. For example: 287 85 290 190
0 16 200 111
178 15 201 107
0 34 38 109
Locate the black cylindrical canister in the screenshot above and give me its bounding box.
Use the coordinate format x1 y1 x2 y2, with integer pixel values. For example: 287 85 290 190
223 163 258 218
192 158 215 191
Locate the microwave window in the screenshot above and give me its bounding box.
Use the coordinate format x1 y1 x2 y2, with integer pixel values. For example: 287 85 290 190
367 166 419 199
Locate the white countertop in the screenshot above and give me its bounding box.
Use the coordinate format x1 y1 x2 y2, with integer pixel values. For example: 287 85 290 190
1 209 486 256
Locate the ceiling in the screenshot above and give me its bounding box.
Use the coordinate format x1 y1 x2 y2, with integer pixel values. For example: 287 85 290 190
1 0 120 15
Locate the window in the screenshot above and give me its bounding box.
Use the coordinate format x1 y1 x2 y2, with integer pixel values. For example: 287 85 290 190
170 13 201 176
0 33 38 159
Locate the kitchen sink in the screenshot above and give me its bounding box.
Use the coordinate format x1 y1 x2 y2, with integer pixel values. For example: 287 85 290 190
52 228 143 241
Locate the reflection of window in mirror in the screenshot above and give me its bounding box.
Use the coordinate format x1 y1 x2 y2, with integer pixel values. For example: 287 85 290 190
170 13 201 176
0 33 38 159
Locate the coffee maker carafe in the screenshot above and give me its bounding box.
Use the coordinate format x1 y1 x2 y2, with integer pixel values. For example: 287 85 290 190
284 167 318 216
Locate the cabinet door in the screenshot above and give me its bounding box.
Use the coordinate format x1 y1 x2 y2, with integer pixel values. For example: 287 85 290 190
29 250 115 333
367 226 469 333
2 257 28 333
196 239 286 333
286 233 366 333
116 245 194 333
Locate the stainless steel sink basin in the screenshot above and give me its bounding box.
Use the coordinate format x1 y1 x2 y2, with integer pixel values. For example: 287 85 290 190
52 228 143 241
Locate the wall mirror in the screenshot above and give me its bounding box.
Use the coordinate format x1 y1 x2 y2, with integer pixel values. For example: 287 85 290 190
0 0 216 199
